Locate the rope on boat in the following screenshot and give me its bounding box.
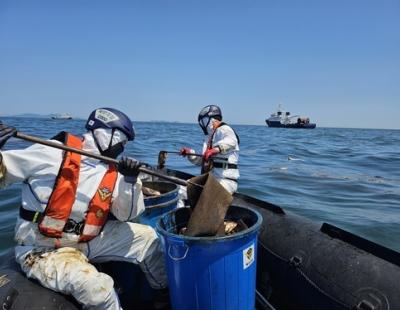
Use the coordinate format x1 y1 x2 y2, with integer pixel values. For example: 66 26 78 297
257 240 354 309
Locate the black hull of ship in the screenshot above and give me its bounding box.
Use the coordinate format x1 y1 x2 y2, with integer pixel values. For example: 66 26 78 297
266 120 316 129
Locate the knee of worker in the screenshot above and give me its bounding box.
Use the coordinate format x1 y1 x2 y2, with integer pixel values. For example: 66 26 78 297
140 237 168 289
177 185 188 208
135 225 162 262
72 269 115 307
219 179 238 194
177 198 187 208
140 224 159 245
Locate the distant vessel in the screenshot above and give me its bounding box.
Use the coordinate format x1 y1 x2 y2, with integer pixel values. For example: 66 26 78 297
266 104 316 129
51 113 72 120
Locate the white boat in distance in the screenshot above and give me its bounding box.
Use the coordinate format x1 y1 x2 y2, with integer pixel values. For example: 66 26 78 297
51 113 72 120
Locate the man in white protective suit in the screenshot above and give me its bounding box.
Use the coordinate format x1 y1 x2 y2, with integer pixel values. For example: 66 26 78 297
0 108 168 309
180 105 240 196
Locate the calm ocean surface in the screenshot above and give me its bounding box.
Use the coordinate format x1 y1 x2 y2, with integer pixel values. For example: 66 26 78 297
0 117 399 254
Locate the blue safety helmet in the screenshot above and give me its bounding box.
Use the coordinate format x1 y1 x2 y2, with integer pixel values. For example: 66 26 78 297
85 108 135 141
198 105 222 135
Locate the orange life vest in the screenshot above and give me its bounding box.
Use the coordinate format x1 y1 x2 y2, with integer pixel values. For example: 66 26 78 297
38 133 118 242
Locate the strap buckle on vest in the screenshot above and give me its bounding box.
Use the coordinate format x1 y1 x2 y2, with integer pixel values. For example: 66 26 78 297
221 162 230 169
212 162 238 169
32 211 41 223
20 206 84 235
63 219 84 235
20 207 44 223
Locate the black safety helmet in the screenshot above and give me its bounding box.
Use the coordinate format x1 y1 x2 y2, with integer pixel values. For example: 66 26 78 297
86 108 135 141
197 105 222 135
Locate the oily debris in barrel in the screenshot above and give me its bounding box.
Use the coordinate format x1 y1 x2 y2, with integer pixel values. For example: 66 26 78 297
142 186 161 197
224 219 248 235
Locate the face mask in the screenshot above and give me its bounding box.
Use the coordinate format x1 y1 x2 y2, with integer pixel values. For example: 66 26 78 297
92 128 128 158
101 141 125 159
207 118 215 135
199 117 216 135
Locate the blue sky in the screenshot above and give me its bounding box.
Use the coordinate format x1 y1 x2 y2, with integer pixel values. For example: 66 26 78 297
0 0 399 129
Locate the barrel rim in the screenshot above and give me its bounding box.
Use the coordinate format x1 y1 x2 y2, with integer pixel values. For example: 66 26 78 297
144 197 180 210
155 205 263 242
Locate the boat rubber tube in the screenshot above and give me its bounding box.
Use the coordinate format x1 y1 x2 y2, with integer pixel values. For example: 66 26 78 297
245 198 400 310
0 251 79 310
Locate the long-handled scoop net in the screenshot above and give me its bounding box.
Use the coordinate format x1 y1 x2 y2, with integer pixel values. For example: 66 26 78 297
16 132 192 186
14 132 233 236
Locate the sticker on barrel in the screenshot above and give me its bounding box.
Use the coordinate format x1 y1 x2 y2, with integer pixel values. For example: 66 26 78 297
243 243 255 269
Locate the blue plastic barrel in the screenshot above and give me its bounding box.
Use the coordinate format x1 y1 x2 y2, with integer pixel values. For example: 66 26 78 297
139 181 179 227
156 205 263 310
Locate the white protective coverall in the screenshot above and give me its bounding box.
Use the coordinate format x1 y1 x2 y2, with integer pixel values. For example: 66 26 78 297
178 122 239 208
0 131 167 309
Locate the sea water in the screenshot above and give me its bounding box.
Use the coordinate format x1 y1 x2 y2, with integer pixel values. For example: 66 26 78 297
0 117 399 254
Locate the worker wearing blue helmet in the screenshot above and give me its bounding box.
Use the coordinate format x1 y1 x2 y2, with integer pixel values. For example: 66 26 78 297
0 108 167 309
85 107 135 158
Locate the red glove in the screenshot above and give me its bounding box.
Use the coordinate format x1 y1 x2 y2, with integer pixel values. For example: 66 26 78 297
203 148 219 161
180 147 193 157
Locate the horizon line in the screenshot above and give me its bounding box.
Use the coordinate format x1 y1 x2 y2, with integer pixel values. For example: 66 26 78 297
1 114 399 131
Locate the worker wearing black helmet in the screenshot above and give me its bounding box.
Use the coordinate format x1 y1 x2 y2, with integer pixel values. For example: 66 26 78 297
180 104 240 194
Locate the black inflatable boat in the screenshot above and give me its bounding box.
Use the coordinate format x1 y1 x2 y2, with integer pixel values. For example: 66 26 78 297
1 167 399 310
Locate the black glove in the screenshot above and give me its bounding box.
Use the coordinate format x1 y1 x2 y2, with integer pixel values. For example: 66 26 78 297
118 156 141 178
0 122 17 149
